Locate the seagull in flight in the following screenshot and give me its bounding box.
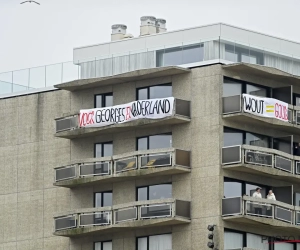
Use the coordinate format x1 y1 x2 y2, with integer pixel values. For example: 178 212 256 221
20 1 40 4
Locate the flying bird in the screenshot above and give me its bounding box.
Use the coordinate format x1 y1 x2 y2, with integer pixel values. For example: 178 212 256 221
20 1 40 4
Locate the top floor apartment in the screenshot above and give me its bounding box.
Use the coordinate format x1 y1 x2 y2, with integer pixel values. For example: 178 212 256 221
1 17 300 97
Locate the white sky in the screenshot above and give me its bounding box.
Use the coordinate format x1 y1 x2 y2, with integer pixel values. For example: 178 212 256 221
0 0 299 72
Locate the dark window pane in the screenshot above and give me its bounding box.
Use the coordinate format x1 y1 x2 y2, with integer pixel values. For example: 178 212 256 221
223 129 243 147
95 144 102 158
149 85 172 99
137 137 148 151
138 88 148 100
182 44 204 64
105 95 113 107
245 132 269 148
246 84 267 97
137 187 148 201
95 193 102 207
223 82 242 97
163 47 183 66
224 181 242 198
95 95 103 108
149 184 172 200
103 143 113 157
149 134 172 149
103 193 112 207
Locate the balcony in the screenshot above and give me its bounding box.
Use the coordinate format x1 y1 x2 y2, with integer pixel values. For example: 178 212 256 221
222 196 300 234
54 148 190 188
55 98 190 139
222 145 300 182
53 199 191 237
222 95 300 134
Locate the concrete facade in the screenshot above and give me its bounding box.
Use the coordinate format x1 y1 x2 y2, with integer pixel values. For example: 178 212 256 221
2 62 300 250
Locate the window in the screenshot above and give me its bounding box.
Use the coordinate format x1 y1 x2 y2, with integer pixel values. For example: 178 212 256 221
94 191 113 207
156 43 204 67
137 133 172 150
137 234 172 250
95 93 113 108
224 231 244 249
224 177 270 199
223 127 270 148
224 43 264 65
246 233 268 250
223 78 268 98
137 184 172 201
94 142 113 157
137 84 172 100
274 242 294 250
94 241 112 250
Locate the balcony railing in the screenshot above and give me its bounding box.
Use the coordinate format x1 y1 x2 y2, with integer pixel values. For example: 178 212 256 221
222 196 294 225
54 148 190 186
54 98 190 134
222 95 296 124
53 199 191 233
222 145 299 175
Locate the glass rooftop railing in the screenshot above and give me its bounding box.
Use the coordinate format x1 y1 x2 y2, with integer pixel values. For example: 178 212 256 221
1 36 300 97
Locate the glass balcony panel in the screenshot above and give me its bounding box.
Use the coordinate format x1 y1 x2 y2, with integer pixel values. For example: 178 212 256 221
79 212 111 226
79 162 110 176
245 201 273 218
275 206 292 223
175 200 190 218
55 166 76 181
56 116 78 132
275 156 292 172
222 197 241 216
296 162 300 175
222 95 241 114
245 150 273 166
140 204 172 219
222 146 241 165
29 66 45 88
0 71 12 83
46 63 62 87
55 216 76 231
296 111 300 125
175 99 190 117
62 61 79 82
0 81 12 95
140 153 171 168
13 83 27 93
12 69 29 87
295 211 300 225
115 157 137 173
114 207 137 223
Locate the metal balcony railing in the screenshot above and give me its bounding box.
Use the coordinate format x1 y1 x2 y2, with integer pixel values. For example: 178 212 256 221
54 98 190 133
222 196 294 225
54 148 190 184
222 145 298 174
53 199 191 232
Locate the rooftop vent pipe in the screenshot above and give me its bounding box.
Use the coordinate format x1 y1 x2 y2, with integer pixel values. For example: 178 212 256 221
140 16 157 36
111 24 127 41
156 18 167 33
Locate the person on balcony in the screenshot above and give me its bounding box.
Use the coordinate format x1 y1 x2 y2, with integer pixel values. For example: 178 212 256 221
252 187 262 215
266 190 276 216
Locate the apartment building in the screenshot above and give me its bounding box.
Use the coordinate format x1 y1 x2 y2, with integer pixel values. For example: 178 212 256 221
2 17 300 250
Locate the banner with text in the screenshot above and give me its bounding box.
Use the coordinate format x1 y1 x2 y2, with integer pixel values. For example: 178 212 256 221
79 97 175 128
242 94 288 122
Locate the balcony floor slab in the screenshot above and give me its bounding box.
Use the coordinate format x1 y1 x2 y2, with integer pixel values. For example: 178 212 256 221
54 166 190 188
223 164 300 183
223 113 300 135
53 216 190 237
223 215 300 234
55 115 190 139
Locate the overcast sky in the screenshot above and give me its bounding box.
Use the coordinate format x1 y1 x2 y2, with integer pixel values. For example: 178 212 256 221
0 0 299 73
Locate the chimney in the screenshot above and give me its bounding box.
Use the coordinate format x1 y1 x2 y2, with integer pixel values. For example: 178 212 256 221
156 18 167 33
111 24 127 41
140 16 157 36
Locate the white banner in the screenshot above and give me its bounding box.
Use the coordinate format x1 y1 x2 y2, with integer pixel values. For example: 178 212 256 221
242 94 288 122
79 97 175 128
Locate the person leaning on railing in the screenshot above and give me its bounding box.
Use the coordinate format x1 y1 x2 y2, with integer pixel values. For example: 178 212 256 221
252 187 262 215
266 190 276 216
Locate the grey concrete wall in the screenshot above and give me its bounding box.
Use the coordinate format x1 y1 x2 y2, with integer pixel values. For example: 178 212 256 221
3 63 297 250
